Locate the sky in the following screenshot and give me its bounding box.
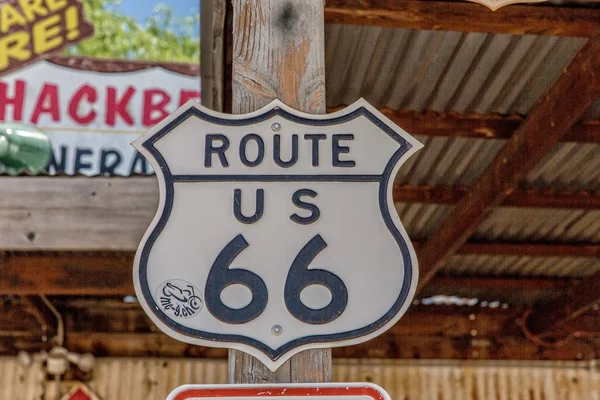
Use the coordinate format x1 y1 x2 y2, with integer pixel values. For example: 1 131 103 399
117 0 200 36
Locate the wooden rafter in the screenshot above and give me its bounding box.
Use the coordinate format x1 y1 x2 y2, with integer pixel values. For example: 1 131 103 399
526 272 600 335
394 185 600 209
454 242 600 258
326 108 600 144
2 303 597 360
59 331 599 360
323 0 600 37
0 253 134 295
0 251 590 295
425 275 571 292
416 30 600 292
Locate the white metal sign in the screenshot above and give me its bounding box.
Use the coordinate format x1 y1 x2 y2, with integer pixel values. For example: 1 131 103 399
133 99 422 370
167 383 391 400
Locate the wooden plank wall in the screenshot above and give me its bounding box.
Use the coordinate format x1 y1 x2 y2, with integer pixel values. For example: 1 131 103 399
4 177 600 251
0 178 157 250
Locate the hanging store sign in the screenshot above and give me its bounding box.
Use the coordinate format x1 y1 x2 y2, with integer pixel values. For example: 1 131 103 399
133 99 422 371
466 0 547 11
167 384 392 400
0 0 93 75
0 60 200 175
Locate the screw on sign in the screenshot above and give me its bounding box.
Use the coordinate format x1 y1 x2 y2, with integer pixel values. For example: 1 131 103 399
166 384 392 400
132 99 423 371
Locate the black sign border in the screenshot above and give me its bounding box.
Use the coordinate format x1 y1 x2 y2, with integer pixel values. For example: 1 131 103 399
138 104 414 361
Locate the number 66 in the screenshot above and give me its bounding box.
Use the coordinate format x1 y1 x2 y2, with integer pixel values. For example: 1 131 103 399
204 234 348 325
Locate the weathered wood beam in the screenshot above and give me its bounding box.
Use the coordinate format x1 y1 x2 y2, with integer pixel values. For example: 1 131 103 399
323 0 600 37
0 253 134 295
3 302 597 359
327 108 600 144
0 250 587 295
456 242 600 258
57 303 592 339
56 304 529 337
394 185 600 209
59 331 598 360
45 307 600 361
527 272 600 335
426 275 572 292
0 298 600 360
416 30 600 292
1 177 598 252
0 177 156 250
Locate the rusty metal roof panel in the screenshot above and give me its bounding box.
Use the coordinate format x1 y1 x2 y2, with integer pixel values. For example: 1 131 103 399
523 143 600 191
395 202 452 240
443 255 599 278
395 135 505 187
325 25 587 116
474 208 600 242
394 137 600 191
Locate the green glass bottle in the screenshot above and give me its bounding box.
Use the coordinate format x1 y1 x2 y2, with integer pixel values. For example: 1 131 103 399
0 124 52 175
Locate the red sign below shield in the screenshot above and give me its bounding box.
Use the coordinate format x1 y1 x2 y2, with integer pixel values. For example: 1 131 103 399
167 383 391 400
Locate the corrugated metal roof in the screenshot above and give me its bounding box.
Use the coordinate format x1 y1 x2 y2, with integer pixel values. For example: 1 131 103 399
395 135 505 187
524 143 600 191
325 25 587 116
395 203 452 240
419 281 560 306
325 25 599 194
475 208 600 243
397 205 600 246
394 203 600 279
394 137 600 191
444 255 600 278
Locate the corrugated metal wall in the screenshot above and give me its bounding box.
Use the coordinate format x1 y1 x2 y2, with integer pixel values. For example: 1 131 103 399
0 357 44 400
3 357 599 400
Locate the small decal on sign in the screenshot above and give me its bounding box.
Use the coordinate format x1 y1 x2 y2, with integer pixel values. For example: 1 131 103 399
466 0 547 11
156 280 204 319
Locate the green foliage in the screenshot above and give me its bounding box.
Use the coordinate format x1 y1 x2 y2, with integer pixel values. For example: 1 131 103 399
66 0 200 63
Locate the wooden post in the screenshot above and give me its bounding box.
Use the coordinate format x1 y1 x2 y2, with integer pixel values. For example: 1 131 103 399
228 0 330 383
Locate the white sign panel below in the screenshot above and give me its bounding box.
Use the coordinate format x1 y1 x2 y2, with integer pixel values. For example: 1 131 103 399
133 99 422 370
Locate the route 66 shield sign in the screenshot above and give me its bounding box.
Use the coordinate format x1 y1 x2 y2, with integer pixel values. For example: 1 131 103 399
132 99 422 371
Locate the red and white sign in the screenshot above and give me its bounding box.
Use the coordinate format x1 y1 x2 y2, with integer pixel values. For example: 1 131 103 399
0 60 200 175
61 384 100 400
167 384 391 400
